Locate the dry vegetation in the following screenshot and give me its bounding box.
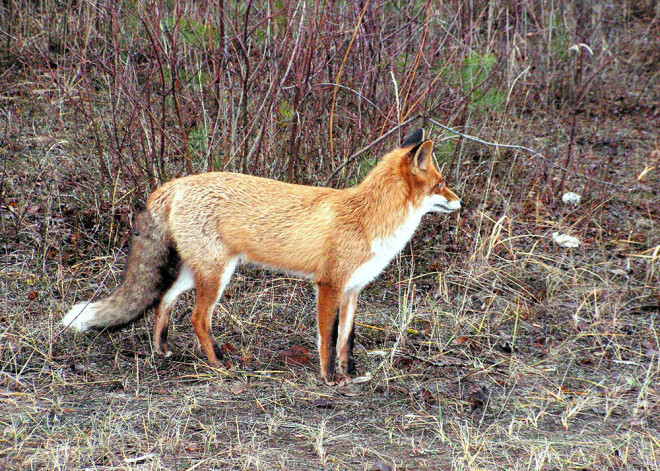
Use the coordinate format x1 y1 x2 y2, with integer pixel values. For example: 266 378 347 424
1 0 659 469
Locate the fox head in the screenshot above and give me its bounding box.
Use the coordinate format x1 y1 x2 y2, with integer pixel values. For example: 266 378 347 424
401 128 461 214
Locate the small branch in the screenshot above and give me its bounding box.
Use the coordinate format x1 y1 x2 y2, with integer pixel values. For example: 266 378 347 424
428 119 623 188
324 116 418 185
400 349 467 369
328 0 370 158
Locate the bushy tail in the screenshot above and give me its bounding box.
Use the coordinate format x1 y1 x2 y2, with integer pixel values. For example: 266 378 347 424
62 209 181 331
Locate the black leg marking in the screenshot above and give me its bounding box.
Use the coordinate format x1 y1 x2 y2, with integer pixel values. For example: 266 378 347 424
331 308 340 347
212 342 225 361
346 323 356 375
326 310 340 379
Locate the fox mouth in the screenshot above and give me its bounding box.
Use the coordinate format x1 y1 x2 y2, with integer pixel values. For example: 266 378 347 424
432 200 461 213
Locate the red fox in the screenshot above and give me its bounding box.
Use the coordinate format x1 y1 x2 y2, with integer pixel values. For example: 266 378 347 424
62 128 460 385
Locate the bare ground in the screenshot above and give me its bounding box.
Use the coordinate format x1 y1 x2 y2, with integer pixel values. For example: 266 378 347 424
2 171 659 469
2 2 660 470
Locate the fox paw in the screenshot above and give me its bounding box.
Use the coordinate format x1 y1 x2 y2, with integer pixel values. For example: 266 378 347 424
155 342 172 357
338 359 356 378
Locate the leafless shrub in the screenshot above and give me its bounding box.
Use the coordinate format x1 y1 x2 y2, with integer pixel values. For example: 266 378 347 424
1 1 658 469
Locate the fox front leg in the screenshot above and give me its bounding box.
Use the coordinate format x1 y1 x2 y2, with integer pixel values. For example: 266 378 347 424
337 291 358 378
316 283 341 385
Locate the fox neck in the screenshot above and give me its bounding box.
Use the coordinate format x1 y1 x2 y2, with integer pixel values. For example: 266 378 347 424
347 156 423 241
340 157 429 292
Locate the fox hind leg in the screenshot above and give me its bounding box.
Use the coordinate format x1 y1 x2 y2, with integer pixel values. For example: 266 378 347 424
190 257 239 368
153 264 195 356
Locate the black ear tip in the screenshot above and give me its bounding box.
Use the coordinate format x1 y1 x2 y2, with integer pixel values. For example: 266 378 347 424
402 128 425 148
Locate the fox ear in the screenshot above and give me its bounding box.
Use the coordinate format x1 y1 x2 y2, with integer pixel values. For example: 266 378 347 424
409 140 434 173
402 128 425 148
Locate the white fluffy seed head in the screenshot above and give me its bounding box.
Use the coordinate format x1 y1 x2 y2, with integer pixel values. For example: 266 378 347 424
562 192 581 205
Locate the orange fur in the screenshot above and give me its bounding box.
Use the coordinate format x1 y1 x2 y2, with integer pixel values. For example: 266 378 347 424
62 129 461 385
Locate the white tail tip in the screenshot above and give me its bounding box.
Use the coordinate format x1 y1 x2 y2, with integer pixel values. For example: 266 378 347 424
61 301 99 331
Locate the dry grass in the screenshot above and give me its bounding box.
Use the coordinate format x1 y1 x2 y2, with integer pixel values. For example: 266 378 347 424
2 0 659 469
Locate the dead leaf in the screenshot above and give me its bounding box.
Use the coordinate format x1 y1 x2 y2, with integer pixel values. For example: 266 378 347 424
372 460 393 471
465 384 489 413
420 388 436 404
184 442 203 452
67 361 91 375
453 336 468 345
313 399 335 409
279 345 311 366
337 383 363 397
221 343 238 354
230 381 246 395
393 357 413 369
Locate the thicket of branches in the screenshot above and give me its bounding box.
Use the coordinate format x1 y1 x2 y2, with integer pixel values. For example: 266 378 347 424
3 0 655 198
